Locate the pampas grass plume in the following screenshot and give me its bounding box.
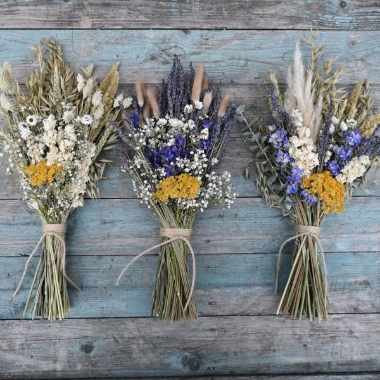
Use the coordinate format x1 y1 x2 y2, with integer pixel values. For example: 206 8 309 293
202 91 212 115
217 94 230 118
135 81 145 107
146 88 160 118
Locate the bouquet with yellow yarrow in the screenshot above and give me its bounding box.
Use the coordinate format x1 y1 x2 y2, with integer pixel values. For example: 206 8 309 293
0 38 126 319
240 32 380 322
115 56 237 321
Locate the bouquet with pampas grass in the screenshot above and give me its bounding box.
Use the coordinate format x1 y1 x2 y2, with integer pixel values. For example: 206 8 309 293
115 56 237 321
239 32 380 322
0 38 123 319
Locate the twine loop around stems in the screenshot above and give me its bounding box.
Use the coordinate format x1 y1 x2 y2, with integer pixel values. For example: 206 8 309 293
116 228 196 312
274 225 327 307
12 223 81 298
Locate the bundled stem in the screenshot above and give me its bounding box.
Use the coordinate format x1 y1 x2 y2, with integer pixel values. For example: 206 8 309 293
24 231 69 319
152 234 197 321
277 203 328 322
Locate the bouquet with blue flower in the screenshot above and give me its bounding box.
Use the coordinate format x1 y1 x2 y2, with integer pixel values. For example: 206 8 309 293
114 56 237 321
240 32 380 322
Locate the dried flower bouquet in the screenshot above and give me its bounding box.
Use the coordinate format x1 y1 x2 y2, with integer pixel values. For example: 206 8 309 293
240 32 380 322
0 38 125 319
115 56 237 321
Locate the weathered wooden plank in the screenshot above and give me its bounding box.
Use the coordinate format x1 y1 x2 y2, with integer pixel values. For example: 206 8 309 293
2 251 380 319
65 375 380 380
1 30 380 85
0 1 379 30
0 197 380 257
1 314 380 378
65 376 380 380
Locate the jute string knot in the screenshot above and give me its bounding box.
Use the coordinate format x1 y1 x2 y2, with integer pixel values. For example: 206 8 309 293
12 223 81 298
116 228 196 312
275 225 327 304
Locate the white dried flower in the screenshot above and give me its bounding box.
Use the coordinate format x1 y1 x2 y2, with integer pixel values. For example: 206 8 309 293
331 116 340 125
194 100 203 110
346 118 358 129
122 97 133 109
26 114 38 126
329 124 335 134
81 115 93 125
18 122 31 139
336 156 371 184
113 94 123 108
184 104 194 114
63 110 74 123
340 121 348 131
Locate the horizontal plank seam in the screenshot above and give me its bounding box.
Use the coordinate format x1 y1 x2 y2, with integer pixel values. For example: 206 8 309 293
0 27 339 32
2 312 380 322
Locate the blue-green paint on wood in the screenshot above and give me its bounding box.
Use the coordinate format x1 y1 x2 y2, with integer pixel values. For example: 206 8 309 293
1 197 380 258
1 30 380 85
1 252 379 319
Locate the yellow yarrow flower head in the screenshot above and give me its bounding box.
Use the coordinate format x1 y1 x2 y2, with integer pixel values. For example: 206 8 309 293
24 160 62 186
153 173 201 202
302 171 345 214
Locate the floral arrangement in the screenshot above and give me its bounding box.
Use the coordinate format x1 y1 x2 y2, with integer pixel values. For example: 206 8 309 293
240 32 380 322
0 38 125 319
115 56 237 321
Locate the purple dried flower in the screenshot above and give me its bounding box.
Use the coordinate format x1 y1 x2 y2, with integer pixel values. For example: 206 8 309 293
300 190 318 206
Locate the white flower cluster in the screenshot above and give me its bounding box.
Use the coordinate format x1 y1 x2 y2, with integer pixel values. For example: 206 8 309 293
289 108 319 177
3 103 96 218
113 94 133 109
336 155 370 184
128 104 236 211
328 116 357 135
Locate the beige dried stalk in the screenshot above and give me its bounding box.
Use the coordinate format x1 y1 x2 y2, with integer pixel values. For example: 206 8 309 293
191 64 204 102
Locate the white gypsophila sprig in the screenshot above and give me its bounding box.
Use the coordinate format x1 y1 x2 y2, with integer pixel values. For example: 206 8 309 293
125 110 236 213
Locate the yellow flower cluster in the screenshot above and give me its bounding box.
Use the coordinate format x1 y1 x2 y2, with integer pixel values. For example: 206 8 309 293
154 173 201 202
24 160 62 186
302 171 345 214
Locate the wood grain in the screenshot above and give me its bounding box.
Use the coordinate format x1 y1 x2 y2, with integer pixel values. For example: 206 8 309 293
2 251 380 319
1 30 380 86
1 197 380 257
0 1 379 30
2 315 380 378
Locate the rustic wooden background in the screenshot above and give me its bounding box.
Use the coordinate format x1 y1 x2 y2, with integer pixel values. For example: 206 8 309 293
1 1 380 379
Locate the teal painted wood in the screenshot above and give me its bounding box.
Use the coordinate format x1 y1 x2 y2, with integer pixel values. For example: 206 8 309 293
1 30 380 86
1 251 380 319
1 197 380 257
1 315 380 378
0 7 380 379
0 1 378 30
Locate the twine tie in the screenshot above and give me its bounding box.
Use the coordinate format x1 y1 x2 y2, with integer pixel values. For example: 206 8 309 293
12 223 81 297
116 228 196 312
274 225 327 305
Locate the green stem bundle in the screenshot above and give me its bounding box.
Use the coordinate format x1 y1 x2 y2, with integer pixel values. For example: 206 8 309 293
152 236 197 321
